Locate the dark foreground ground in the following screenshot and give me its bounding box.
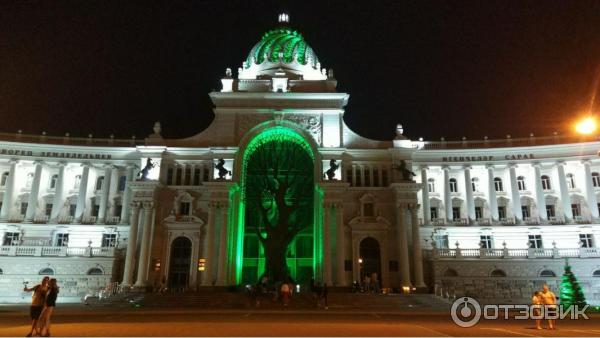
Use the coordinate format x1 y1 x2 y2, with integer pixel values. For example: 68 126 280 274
0 305 599 337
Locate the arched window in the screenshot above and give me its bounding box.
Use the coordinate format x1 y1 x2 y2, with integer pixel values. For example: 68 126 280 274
541 175 551 190
39 267 54 275
87 267 103 275
95 176 104 191
494 177 503 192
567 173 575 189
593 270 600 277
1 172 9 186
593 172 600 188
73 175 82 189
471 177 479 192
517 176 526 191
49 174 58 189
427 178 435 193
539 270 556 277
443 268 458 277
490 269 506 277
449 178 458 193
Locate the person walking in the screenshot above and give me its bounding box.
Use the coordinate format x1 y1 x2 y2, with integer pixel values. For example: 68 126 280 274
540 284 557 330
23 276 49 337
37 278 59 337
532 291 543 330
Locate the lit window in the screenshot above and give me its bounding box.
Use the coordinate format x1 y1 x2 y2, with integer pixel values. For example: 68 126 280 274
55 233 69 247
480 235 492 249
449 178 458 193
528 234 543 249
541 175 551 190
102 233 117 247
494 177 503 192
434 234 449 248
580 233 594 248
517 176 526 191
2 232 20 246
427 178 435 193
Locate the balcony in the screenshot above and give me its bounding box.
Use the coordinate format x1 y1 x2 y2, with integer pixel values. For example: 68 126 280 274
57 216 74 224
524 217 540 225
426 246 600 260
105 216 120 225
0 245 115 257
574 215 591 224
7 214 25 223
81 216 97 225
33 215 50 224
548 216 566 225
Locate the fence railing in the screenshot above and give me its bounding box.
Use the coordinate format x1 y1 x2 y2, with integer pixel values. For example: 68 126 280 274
0 246 115 257
426 246 600 259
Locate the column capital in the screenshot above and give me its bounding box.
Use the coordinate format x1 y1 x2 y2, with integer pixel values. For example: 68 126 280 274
581 159 592 166
33 159 45 166
80 162 92 168
142 201 154 210
130 201 141 209
420 165 429 171
8 158 19 164
556 160 566 167
532 162 542 169
56 161 67 167
508 163 518 169
441 165 450 171
485 164 495 170
103 163 116 170
463 165 472 170
409 203 420 211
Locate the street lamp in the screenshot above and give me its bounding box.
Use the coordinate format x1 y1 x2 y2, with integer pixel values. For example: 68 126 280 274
575 116 597 135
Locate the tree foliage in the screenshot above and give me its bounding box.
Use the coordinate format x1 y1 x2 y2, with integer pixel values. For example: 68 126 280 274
559 261 587 308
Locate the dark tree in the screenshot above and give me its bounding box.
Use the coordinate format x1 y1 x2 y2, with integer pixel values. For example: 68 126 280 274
244 136 314 283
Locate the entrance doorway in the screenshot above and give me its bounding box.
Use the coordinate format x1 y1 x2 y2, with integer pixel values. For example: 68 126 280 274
168 237 192 291
359 237 381 287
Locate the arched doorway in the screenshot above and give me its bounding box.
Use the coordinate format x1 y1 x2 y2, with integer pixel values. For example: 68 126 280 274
359 237 381 285
169 237 192 291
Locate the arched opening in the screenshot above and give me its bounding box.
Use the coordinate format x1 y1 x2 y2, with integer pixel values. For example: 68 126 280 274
539 269 556 278
169 237 192 291
593 270 600 277
443 268 458 277
359 237 381 286
490 269 506 277
39 268 54 275
87 268 103 275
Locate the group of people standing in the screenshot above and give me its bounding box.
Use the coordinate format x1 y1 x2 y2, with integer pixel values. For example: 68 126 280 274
24 276 59 337
532 284 557 330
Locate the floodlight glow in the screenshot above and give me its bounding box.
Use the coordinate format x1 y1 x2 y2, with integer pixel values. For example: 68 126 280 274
575 117 597 135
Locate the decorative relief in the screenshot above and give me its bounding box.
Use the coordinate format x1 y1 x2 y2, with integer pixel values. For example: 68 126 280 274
284 114 322 145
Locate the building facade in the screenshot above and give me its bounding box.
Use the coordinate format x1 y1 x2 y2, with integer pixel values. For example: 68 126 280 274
1 16 600 304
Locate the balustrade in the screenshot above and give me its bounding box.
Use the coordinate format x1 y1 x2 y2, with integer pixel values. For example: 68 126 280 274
0 245 115 257
429 246 600 259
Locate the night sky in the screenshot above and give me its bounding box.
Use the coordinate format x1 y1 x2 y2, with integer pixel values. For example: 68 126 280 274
2 1 600 142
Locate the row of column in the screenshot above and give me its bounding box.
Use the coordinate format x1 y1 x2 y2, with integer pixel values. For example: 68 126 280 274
396 203 425 288
165 163 208 185
0 159 136 224
423 160 599 224
122 201 155 287
201 201 230 286
321 202 345 286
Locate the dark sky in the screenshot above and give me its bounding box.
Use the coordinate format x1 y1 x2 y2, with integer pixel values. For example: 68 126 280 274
2 1 600 142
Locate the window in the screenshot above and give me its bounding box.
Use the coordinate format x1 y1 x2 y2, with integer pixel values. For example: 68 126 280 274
1 172 8 186
202 166 209 182
2 232 20 246
498 206 507 219
571 203 581 217
593 172 600 187
517 176 526 191
539 270 556 277
73 175 81 189
194 168 202 186
471 177 479 192
114 204 122 217
427 178 435 193
434 234 449 249
20 202 28 216
25 173 34 189
117 175 127 192
580 234 594 248
373 169 380 187
69 204 77 217
494 177 503 192
92 204 100 217
180 202 191 216
95 176 104 191
541 175 551 190
480 235 492 249
166 167 174 185
364 169 371 187
39 268 54 275
55 233 69 247
45 203 52 217
449 178 458 193
546 205 556 218
594 270 600 278
528 234 543 249
346 169 352 186
363 203 374 217
101 233 117 247
184 167 191 185
521 205 530 218
87 268 103 275
355 168 362 186
381 169 389 186
452 207 460 221
430 207 438 220
49 174 58 189
475 207 483 220
567 173 575 189
490 269 506 277
175 167 182 185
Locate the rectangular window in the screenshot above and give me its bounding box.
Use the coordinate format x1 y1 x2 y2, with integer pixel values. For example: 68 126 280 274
382 170 389 186
373 169 380 187
355 168 362 187
430 207 438 220
475 207 483 220
69 204 77 217
194 168 201 185
449 180 458 193
117 175 127 192
92 204 100 217
3 232 20 246
175 168 182 185
521 205 530 218
102 233 117 247
498 206 507 219
45 203 53 217
203 166 209 182
184 167 191 185
166 168 174 185
480 235 492 249
434 234 449 249
546 205 556 218
580 234 594 248
363 203 374 217
346 168 353 186
364 169 371 187
452 207 461 221
114 204 122 217
528 234 543 249
571 204 581 217
180 202 191 216
494 179 503 192
56 233 69 247
20 202 28 216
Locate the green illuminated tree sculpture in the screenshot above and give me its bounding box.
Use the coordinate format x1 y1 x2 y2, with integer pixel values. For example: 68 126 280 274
559 260 586 308
245 135 314 283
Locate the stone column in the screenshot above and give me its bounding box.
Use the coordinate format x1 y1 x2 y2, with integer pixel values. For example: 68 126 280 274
217 204 229 285
410 205 426 288
396 204 412 287
202 202 217 286
486 165 499 221
25 160 44 222
323 203 332 285
119 164 136 224
334 203 346 286
122 202 141 286
582 160 599 219
98 165 113 223
0 159 19 221
134 202 154 287
533 163 547 221
50 162 67 221
556 161 573 220
420 166 431 224
74 163 91 222
508 164 523 222
464 166 475 223
443 166 452 222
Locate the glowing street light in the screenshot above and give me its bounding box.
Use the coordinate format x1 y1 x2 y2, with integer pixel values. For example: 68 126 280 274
575 116 597 135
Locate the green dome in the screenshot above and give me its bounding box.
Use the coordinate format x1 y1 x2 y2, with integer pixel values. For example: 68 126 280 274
246 28 319 67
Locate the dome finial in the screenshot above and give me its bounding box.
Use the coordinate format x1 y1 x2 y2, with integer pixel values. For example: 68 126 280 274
278 13 289 24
